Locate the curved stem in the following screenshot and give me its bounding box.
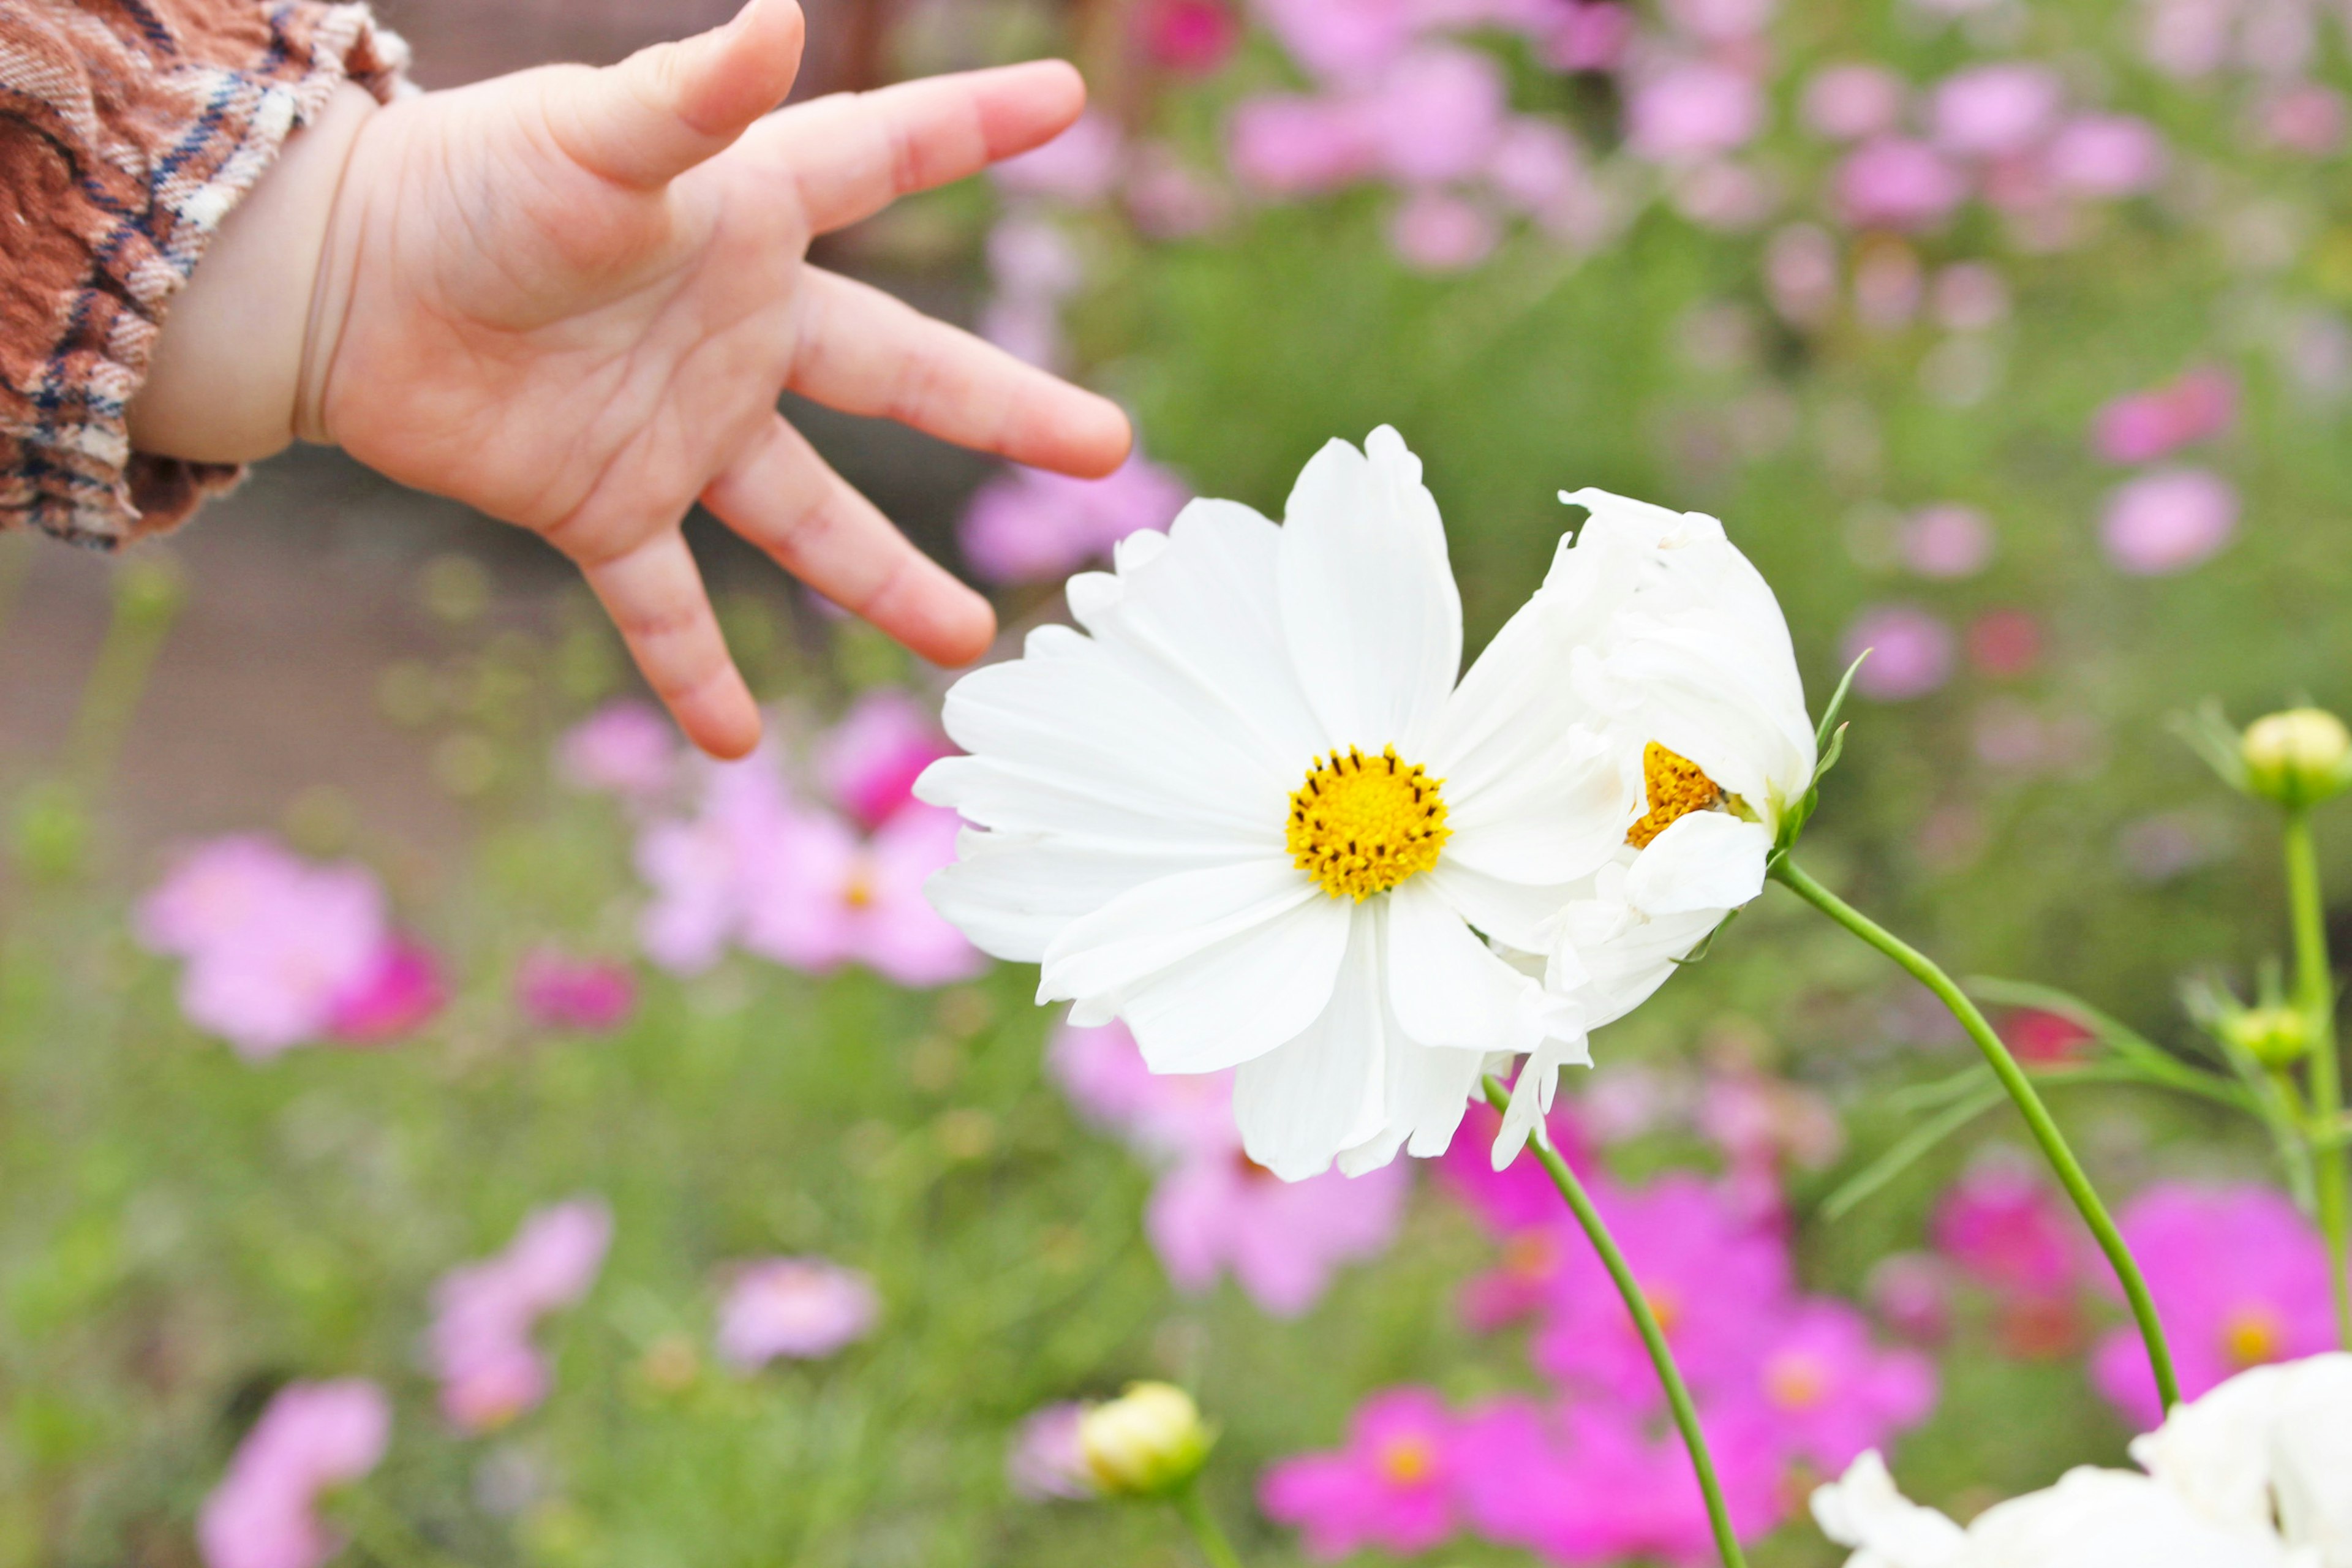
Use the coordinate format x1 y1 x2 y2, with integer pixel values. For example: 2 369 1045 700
1771 858 2181 1411
1169 1481 1245 1568
2282 810 2352 1348
1481 1077 1748 1568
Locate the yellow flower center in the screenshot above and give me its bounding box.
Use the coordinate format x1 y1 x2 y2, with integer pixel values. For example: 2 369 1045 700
1643 1283 1683 1335
1286 745 1450 901
1376 1434 1437 1485
1503 1231 1560 1281
2222 1303 2285 1368
1763 1351 1831 1411
1627 741 1722 850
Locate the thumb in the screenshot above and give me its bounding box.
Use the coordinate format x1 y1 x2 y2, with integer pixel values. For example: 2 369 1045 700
548 0 806 189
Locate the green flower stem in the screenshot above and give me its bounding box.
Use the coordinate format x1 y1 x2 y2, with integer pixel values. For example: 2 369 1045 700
1770 858 2182 1412
2282 809 2352 1348
1169 1481 1245 1568
1480 1076 1748 1568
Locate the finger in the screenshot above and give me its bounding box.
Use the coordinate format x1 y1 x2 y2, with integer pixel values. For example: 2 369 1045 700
704 415 996 667
751 59 1087 235
792 269 1130 477
581 531 764 758
547 0 806 189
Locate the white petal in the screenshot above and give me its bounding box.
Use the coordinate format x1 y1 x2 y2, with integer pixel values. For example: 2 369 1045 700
1427 859 1581 954
924 827 1232 963
1236 907 1390 1180
2272 1362 2352 1562
1807 1453 1965 1568
1387 879 1577 1055
1623 812 1770 915
1278 428 1463 756
1041 860 1350 1072
916 755 1261 852
1339 1038 1489 1174
1549 862 1724 1028
1492 1033 1593 1169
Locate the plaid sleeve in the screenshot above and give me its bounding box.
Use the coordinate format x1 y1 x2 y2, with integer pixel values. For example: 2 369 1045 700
0 0 408 549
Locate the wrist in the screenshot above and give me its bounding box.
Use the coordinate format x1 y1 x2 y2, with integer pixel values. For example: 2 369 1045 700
125 82 378 464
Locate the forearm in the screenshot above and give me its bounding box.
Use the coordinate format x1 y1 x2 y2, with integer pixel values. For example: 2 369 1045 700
125 83 380 466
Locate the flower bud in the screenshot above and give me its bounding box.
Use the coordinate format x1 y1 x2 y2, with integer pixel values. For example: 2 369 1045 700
2242 708 2352 809
1078 1382 1214 1498
2225 1005 2311 1069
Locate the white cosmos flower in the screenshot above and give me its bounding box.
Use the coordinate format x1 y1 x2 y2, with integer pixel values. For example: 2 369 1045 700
2128 1353 2352 1564
1494 488 1819 1161
916 429 1614 1178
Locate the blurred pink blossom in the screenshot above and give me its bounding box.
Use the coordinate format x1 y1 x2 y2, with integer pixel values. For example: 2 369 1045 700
1008 1403 1096 1500
1841 604 1957 701
1539 1 1634 70
992 112 1123 203
198 1379 390 1568
1833 138 1967 230
429 1199 612 1432
2143 0 2237 77
739 802 982 988
2046 113 2168 195
1899 502 1995 578
986 216 1084 302
1865 1251 1956 1345
1933 1154 2084 1303
1227 96 1379 194
818 690 954 831
1764 223 1839 325
1252 0 1419 83
1371 47 1509 184
1049 1019 1231 1156
1125 144 1232 238
557 700 678 801
2261 82 2347 154
2100 466 2238 574
1260 1389 1460 1557
635 753 796 974
515 951 636 1033
1966 607 2042 677
1714 1300 1937 1474
1929 62 2064 157
1137 0 1241 72
1438 1098 1593 1237
959 452 1192 585
1626 60 1765 162
1389 190 1500 270
717 1258 880 1366
2092 1183 2343 1426
2092 365 2237 463
1670 161 1779 231
1487 118 1586 224
325 938 447 1045
1801 63 1908 141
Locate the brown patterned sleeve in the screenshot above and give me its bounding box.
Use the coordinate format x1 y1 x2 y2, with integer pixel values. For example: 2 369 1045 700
0 0 407 549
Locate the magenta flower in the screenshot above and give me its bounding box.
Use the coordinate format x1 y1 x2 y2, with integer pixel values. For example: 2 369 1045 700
198 1379 391 1568
1049 1018 1232 1156
1008 1402 1096 1500
2092 1183 2343 1427
957 451 1192 586
1389 189 1500 271
556 700 679 802
1626 60 1765 163
1932 1155 2086 1302
1253 0 1420 84
1227 94 1379 195
1487 118 1587 224
1929 62 2064 157
2091 366 2237 464
515 950 636 1033
1716 1300 1937 1475
2046 113 2168 195
429 1199 612 1432
2100 466 2239 575
1834 138 1967 231
992 111 1124 203
1368 46 1509 185
1898 503 1996 578
1539 1 1633 70
1841 604 1957 701
1531 1174 1794 1409
1437 1097 1595 1236
817 690 955 832
635 753 796 974
1802 64 1908 141
1136 0 1240 72
739 801 983 987
2261 83 2347 155
716 1257 880 1367
325 938 447 1045
1260 1388 1460 1558
1148 1140 1411 1317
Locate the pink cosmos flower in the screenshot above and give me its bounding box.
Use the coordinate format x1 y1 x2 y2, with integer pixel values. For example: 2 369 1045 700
198 1379 391 1568
1539 1 1634 70
1834 138 1967 231
1802 64 1908 142
1260 1388 1460 1558
1899 503 1995 578
1966 608 2042 677
1049 1018 1232 1156
1438 1098 1594 1236
716 1258 880 1366
2092 366 2237 464
1716 1300 1937 1475
1389 190 1499 271
1370 47 1509 185
1531 1174 1795 1408
1487 117 1585 221
556 701 678 802
514 951 636 1033
992 111 1124 203
817 690 955 831
2093 1183 2343 1427
429 1199 612 1432
1226 94 1379 195
2100 466 2238 575
635 753 796 974
1932 1153 2085 1302
1841 604 1957 701
1929 62 2064 158
2046 113 2168 195
1148 1139 1411 1317
1626 60 1766 163
1252 0 1421 83
957 452 1193 586
1137 0 1240 72
325 938 447 1045
2004 1008 2095 1064
2261 83 2347 156
739 801 982 987
1008 1402 1096 1499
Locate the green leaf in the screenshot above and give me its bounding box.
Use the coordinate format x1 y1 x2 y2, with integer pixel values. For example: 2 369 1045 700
1814 652 1870 753
1822 1080 2008 1223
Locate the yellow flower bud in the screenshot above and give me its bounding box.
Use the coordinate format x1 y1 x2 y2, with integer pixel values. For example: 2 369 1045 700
2225 1005 2312 1070
1078 1382 1214 1498
2242 708 2352 809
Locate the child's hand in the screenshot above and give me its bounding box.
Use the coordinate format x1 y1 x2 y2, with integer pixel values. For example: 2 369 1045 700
136 0 1129 758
